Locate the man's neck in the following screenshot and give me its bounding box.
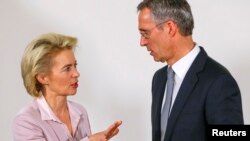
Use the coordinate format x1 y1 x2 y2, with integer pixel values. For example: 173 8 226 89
167 35 195 65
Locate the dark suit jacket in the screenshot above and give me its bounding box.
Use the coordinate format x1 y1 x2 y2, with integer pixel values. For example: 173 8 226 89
151 47 244 141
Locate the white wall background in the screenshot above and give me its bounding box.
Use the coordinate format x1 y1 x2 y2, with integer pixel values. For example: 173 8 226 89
0 0 249 140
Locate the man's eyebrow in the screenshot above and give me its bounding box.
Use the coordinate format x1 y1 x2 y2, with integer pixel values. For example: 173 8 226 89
139 28 147 32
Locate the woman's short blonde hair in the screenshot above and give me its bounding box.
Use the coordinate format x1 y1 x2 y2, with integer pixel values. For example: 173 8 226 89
21 33 77 97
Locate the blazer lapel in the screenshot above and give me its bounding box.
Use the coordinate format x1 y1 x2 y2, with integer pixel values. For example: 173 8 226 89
47 120 69 140
164 47 208 140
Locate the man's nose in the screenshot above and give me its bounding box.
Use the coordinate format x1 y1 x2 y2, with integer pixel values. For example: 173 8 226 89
140 36 148 47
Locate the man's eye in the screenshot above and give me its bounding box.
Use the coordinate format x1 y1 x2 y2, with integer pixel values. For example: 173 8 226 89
74 63 78 68
140 32 149 38
65 67 71 71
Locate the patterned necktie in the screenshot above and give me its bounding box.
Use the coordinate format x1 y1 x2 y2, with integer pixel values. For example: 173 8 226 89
161 67 175 141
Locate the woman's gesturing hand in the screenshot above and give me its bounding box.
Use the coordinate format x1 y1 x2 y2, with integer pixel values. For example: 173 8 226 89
88 120 122 141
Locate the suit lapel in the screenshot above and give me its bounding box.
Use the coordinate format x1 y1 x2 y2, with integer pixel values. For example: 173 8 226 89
152 66 168 141
164 47 208 140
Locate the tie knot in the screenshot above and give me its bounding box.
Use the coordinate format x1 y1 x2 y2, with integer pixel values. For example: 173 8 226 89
167 67 175 80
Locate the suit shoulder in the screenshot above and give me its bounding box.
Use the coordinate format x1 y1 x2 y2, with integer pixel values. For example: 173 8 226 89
197 56 239 86
154 65 167 77
205 57 231 75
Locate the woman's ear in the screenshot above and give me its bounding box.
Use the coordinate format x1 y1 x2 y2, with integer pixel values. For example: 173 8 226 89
36 73 48 85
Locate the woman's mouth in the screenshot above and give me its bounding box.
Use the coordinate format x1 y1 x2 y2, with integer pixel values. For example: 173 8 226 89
71 82 78 88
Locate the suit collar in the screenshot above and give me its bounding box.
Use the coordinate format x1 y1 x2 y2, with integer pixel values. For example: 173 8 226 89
172 45 200 80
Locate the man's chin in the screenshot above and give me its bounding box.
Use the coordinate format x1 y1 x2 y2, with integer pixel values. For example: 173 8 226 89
160 59 166 63
153 57 166 63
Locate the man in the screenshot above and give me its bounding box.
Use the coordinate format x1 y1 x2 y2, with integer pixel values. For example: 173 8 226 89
137 0 244 141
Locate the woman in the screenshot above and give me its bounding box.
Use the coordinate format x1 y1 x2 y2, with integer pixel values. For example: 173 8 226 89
12 33 122 141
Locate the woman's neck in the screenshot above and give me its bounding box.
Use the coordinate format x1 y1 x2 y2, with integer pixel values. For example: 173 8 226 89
43 94 68 116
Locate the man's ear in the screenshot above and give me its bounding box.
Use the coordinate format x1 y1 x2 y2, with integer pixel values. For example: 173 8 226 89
36 73 48 85
164 20 177 37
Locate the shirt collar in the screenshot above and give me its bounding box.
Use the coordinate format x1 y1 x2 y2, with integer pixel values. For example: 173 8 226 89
36 95 58 121
172 44 200 80
36 95 82 123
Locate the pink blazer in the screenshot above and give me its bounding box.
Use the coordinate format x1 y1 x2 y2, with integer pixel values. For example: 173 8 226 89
12 100 91 141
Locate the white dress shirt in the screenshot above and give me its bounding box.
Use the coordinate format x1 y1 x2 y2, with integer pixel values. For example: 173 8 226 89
162 45 200 112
